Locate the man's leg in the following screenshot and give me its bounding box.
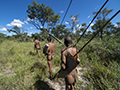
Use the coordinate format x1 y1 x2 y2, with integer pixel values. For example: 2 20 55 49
65 75 74 90
37 49 40 57
47 60 52 79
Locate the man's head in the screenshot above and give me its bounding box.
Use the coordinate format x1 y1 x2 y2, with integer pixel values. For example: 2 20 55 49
64 37 72 47
35 37 37 40
47 36 52 42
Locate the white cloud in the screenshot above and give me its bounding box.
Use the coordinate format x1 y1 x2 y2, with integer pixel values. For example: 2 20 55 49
87 29 93 32
30 32 33 34
27 17 31 21
7 33 13 36
71 16 75 20
0 27 7 31
90 23 94 26
95 6 99 10
40 26 43 28
89 21 94 26
30 27 33 29
27 17 34 21
113 23 118 27
87 15 90 18
76 24 81 29
24 20 28 24
6 19 24 27
65 21 69 24
60 10 64 13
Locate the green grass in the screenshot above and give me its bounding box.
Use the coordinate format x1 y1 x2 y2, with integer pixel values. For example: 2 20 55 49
0 37 120 90
0 40 49 89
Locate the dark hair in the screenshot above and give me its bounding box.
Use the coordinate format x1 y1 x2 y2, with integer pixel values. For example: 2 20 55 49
47 36 51 42
64 37 72 46
35 37 37 39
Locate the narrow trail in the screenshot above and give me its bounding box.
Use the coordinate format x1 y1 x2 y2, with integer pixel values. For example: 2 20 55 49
0 62 88 90
44 66 88 90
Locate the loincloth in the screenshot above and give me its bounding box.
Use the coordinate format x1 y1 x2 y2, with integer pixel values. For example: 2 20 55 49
35 47 40 50
65 69 78 85
47 54 54 61
70 70 78 84
35 45 40 50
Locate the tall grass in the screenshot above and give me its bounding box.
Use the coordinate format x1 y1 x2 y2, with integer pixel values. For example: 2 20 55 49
0 40 49 89
0 37 120 90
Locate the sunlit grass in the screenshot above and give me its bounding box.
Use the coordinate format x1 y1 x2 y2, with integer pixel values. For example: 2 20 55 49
0 38 120 90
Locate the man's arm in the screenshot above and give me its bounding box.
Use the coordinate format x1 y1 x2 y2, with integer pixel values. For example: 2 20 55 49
38 42 41 49
76 49 80 64
34 41 36 50
61 50 66 70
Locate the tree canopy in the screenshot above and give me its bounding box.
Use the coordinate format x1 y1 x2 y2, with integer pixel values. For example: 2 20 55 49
26 1 60 32
92 7 113 39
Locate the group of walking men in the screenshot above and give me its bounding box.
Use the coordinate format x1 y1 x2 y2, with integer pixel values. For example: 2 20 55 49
34 36 80 90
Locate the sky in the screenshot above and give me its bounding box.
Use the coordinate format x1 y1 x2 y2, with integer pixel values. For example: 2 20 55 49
0 0 120 36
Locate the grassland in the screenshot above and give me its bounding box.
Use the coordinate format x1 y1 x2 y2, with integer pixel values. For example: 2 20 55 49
0 37 120 90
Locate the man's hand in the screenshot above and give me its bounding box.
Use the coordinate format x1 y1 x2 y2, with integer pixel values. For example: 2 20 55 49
76 58 80 64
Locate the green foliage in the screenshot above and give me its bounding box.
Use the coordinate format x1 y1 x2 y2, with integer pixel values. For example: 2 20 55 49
7 26 32 42
26 1 60 32
7 26 21 35
0 40 47 89
0 40 63 89
51 25 70 39
92 7 113 39
0 38 5 43
85 61 120 90
66 14 81 39
0 33 6 38
80 36 120 90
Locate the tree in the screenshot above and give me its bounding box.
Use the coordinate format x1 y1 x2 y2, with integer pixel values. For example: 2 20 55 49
7 26 29 41
115 22 120 36
0 33 6 38
66 14 80 38
116 22 120 28
85 31 92 38
105 22 116 35
92 20 102 37
51 25 70 39
31 33 40 39
92 7 113 39
80 23 87 37
26 1 60 33
39 31 47 41
7 26 24 38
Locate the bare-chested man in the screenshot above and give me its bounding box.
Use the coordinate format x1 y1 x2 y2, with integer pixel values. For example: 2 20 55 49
34 37 41 57
43 37 55 79
61 37 80 90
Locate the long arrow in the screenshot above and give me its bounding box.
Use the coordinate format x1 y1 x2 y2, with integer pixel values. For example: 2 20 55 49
74 10 120 57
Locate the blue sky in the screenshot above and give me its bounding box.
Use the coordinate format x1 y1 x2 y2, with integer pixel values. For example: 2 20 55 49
0 0 120 36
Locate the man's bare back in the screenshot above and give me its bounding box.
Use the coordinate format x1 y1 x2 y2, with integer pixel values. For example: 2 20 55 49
61 37 80 90
34 37 41 57
34 40 40 49
43 37 55 79
47 42 55 60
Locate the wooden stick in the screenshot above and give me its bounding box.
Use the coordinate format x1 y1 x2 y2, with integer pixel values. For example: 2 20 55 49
41 28 63 44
